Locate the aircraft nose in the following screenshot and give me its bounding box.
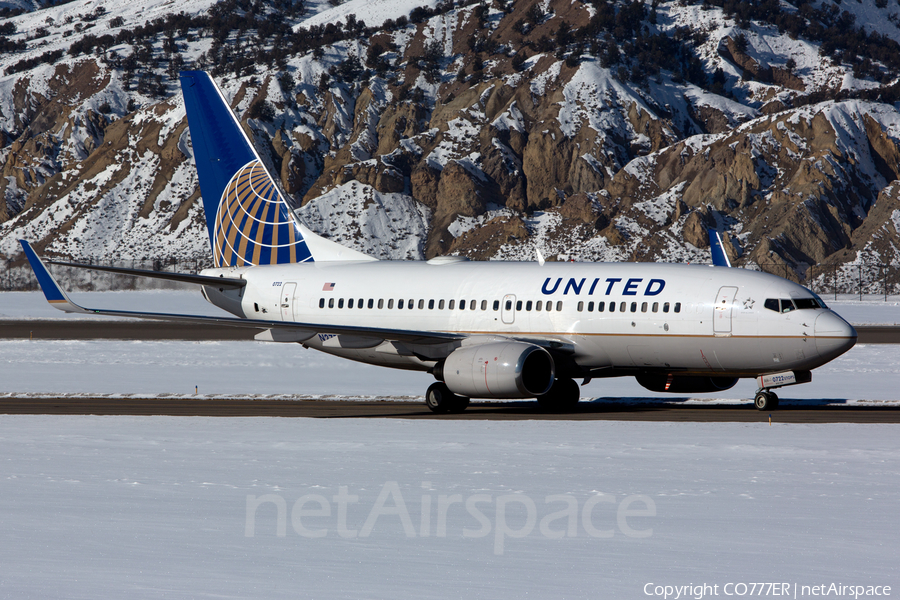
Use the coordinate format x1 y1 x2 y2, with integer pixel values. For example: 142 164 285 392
814 311 857 360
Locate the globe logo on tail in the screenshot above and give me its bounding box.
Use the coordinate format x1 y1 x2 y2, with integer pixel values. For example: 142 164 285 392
213 159 311 267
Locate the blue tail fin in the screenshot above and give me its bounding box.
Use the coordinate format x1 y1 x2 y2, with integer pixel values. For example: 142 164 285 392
179 71 313 267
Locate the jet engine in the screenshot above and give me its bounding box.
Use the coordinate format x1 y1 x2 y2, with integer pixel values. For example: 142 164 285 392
636 373 738 394
435 342 555 399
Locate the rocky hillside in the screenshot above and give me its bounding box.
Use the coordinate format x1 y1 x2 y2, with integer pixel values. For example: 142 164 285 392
1 0 900 288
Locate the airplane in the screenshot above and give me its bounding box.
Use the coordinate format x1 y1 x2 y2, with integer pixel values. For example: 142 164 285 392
19 70 858 413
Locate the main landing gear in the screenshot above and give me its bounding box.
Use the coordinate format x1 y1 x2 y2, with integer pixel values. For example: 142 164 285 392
754 390 779 411
425 382 470 414
536 378 581 411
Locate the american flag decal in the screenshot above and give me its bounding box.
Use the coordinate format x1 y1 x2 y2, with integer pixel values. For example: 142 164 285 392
323 282 335 291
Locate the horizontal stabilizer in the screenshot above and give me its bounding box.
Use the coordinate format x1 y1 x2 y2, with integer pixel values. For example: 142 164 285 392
48 260 246 289
20 240 90 314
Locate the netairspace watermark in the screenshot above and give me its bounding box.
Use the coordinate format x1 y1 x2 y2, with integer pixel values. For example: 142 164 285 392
644 583 892 599
245 481 656 555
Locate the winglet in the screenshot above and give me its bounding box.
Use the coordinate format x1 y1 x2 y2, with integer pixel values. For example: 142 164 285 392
18 240 91 314
708 228 732 268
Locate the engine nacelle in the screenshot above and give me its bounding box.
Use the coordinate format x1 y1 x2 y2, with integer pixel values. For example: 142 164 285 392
436 342 555 399
636 373 738 394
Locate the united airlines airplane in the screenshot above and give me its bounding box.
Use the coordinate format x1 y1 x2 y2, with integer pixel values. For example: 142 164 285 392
20 71 857 412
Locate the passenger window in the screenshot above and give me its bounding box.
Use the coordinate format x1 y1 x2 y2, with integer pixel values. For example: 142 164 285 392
378 299 384 309
439 299 445 309
319 298 325 308
493 300 499 311
358 298 363 308
526 301 533 311
577 301 583 312
368 299 374 309
516 301 523 311
598 301 605 312
620 302 626 312
329 298 335 308
471 301 477 311
780 299 796 313
609 302 615 313
652 302 658 312
481 300 487 310
428 299 434 309
536 301 543 311
546 301 552 312
409 299 414 310
556 301 563 311
663 302 669 313
588 301 594 312
348 298 354 309
388 299 394 309
449 300 455 310
631 302 637 313
338 298 344 309
418 299 425 310
641 302 648 313
398 299 404 309
674 302 681 313
460 300 467 310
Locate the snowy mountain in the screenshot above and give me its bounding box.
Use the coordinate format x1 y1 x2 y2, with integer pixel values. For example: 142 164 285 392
1 0 899 288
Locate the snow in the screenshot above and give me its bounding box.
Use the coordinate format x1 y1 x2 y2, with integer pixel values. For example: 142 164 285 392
558 60 652 139
296 182 431 260
0 417 896 598
298 0 441 30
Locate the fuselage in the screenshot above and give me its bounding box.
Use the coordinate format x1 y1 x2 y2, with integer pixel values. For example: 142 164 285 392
200 259 857 381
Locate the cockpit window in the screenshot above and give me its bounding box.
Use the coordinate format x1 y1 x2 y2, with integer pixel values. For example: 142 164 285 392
794 298 820 310
765 297 824 312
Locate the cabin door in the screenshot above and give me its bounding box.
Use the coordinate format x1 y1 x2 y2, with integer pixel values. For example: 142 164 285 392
713 286 738 334
280 282 297 321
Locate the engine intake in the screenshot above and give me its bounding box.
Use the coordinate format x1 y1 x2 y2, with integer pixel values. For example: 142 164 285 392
436 342 555 399
636 373 738 394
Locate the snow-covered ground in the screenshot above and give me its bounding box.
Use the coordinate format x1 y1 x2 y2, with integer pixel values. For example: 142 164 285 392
0 417 896 598
0 337 897 403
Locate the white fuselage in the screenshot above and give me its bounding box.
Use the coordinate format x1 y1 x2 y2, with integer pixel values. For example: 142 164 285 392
201 259 856 379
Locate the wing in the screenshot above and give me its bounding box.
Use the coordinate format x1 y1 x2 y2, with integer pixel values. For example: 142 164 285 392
19 240 465 346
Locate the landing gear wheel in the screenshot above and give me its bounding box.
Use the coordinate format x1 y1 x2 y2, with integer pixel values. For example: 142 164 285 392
425 382 469 414
536 378 581 412
754 391 778 411
447 396 470 413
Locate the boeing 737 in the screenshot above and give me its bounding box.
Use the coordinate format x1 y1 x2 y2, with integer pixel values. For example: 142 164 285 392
20 71 857 412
